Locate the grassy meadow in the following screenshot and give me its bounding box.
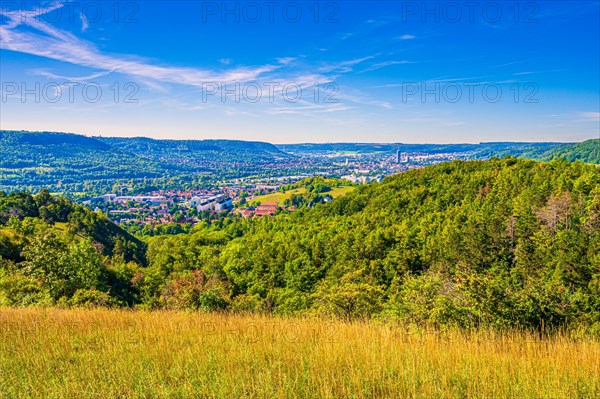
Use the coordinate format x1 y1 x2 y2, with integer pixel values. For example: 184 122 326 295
249 185 356 205
0 308 598 398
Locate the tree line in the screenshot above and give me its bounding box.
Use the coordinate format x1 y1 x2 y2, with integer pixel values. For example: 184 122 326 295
1 158 599 332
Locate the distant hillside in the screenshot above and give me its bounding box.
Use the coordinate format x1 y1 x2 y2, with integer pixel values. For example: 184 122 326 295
525 139 599 164
95 137 286 158
2 130 111 150
2 131 595 197
0 130 160 170
0 131 291 195
277 141 600 164
277 142 565 157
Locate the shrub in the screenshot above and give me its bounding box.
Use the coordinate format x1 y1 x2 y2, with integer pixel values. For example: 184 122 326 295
312 270 384 320
70 289 117 308
160 270 230 311
0 270 52 307
229 293 265 313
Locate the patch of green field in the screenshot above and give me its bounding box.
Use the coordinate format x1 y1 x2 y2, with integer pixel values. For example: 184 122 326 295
250 185 355 205
250 188 304 204
327 185 356 198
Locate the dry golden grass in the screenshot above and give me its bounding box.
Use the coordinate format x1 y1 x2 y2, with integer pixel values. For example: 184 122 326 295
0 308 598 398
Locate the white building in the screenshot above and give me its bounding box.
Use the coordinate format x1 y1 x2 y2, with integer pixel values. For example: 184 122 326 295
196 195 233 212
214 197 233 211
115 195 168 205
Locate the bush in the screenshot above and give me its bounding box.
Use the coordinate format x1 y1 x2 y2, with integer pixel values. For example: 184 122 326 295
384 272 472 328
0 270 52 307
160 270 230 311
229 293 265 313
312 270 384 320
21 233 103 300
267 288 311 315
70 289 117 308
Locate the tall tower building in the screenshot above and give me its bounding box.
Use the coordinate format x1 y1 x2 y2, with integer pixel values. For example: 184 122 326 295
396 149 401 163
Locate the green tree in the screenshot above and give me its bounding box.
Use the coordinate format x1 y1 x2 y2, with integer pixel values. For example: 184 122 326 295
312 270 384 320
21 232 103 300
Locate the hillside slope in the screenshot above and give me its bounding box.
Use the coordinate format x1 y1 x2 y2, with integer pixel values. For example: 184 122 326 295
0 189 145 263
0 131 291 195
528 139 599 164
0 189 146 306
2 156 599 328
278 141 565 156
98 136 285 158
146 157 600 328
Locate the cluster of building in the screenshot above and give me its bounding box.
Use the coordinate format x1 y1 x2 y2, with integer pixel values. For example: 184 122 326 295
236 202 281 218
84 177 307 226
330 149 472 184
83 194 169 206
191 195 233 212
341 175 384 184
82 148 478 227
396 150 412 163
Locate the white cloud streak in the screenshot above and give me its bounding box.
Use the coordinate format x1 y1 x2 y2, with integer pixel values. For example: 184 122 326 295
79 12 88 33
578 112 600 121
0 2 395 116
0 3 284 87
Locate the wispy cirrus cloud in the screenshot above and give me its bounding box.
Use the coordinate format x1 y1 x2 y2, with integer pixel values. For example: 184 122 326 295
0 2 397 115
513 71 537 76
578 112 600 121
79 12 88 33
363 60 413 72
0 3 286 87
267 102 354 116
29 67 118 82
318 56 374 73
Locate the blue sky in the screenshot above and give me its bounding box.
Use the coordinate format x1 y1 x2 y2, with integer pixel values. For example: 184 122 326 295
1 1 599 143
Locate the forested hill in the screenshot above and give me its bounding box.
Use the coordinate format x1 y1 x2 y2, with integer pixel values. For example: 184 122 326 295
277 141 600 164
525 139 599 164
277 141 565 156
1 158 598 328
1 131 284 156
0 131 286 165
191 157 597 328
0 189 145 264
0 131 291 194
96 136 285 157
0 189 146 306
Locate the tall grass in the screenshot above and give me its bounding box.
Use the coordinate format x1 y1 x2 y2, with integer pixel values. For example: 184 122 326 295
0 308 598 398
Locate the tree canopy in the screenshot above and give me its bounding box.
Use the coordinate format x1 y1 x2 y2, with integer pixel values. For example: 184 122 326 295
1 158 599 331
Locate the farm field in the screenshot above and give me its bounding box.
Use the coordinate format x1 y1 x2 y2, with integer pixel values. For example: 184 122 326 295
250 185 356 205
0 308 598 399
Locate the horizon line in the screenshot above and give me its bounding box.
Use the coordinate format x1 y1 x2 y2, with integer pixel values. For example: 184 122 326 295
1 129 587 146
